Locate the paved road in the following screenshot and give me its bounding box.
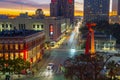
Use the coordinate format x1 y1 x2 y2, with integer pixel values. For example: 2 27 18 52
11 22 82 80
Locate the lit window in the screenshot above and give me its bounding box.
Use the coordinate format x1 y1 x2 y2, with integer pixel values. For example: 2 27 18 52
5 44 8 50
5 53 9 60
15 44 18 50
10 44 13 50
0 44 2 50
0 53 3 58
10 53 14 60
20 52 24 59
20 44 24 50
15 53 19 59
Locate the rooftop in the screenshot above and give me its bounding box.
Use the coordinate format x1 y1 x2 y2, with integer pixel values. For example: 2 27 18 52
0 30 43 37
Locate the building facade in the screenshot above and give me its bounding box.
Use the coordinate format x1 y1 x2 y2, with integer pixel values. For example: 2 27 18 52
50 0 74 23
0 30 45 64
81 32 116 51
0 16 70 42
84 0 110 23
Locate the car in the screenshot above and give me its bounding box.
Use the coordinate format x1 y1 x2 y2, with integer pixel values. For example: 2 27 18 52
117 60 120 65
47 63 54 70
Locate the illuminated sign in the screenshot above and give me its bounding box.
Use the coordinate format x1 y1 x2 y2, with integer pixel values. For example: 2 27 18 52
49 24 54 35
68 0 72 4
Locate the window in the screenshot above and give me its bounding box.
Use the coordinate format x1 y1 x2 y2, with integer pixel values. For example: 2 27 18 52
6 24 8 28
5 44 8 50
20 52 24 59
15 53 19 59
5 53 9 60
20 44 24 50
0 44 2 50
41 25 44 28
10 44 13 50
33 25 35 28
10 53 14 60
2 24 4 28
0 53 3 58
37 25 39 28
10 24 12 28
15 44 18 50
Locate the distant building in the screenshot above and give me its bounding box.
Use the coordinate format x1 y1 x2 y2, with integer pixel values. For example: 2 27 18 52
118 0 120 15
112 0 118 15
35 9 45 19
0 30 45 64
81 32 116 51
0 15 8 19
50 0 74 23
84 0 110 23
109 16 120 24
16 12 29 18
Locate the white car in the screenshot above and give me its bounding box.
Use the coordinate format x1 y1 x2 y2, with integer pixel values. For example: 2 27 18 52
47 63 54 70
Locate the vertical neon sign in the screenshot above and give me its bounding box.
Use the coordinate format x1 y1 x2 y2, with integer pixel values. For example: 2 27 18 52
49 24 54 39
68 0 72 4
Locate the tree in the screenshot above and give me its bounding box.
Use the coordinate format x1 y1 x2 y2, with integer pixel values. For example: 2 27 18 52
63 53 114 80
106 60 120 80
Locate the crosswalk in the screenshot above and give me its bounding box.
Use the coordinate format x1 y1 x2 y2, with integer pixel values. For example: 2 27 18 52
54 48 84 52
38 67 62 77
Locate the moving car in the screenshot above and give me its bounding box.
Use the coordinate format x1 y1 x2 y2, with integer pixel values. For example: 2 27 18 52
47 63 54 71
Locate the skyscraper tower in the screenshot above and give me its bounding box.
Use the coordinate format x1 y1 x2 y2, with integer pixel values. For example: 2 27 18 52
50 0 74 23
111 0 118 15
118 0 120 15
84 0 110 23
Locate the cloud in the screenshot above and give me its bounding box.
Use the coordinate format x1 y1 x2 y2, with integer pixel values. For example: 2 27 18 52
0 0 83 16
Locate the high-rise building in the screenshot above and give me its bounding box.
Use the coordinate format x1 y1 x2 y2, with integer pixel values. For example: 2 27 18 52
50 0 74 23
118 0 120 15
84 0 110 23
111 0 118 15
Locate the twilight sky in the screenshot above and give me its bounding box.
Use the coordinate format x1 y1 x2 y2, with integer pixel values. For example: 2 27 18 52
0 0 83 16
0 0 112 16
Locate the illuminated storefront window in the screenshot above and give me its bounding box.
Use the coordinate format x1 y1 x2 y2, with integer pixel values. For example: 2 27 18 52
5 53 9 60
15 53 19 59
10 53 14 60
0 53 3 57
20 52 24 59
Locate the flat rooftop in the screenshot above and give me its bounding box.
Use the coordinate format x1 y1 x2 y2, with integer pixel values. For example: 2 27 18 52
0 30 43 37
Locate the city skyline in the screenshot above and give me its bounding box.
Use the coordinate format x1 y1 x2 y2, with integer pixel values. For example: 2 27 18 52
0 0 113 16
0 0 83 16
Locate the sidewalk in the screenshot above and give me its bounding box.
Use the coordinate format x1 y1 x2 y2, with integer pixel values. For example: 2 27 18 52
0 74 26 80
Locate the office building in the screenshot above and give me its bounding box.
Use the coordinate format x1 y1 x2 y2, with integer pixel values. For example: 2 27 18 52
84 0 110 23
118 0 120 15
50 0 74 23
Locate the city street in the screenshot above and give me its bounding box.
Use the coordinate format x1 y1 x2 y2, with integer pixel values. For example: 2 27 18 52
19 23 82 80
